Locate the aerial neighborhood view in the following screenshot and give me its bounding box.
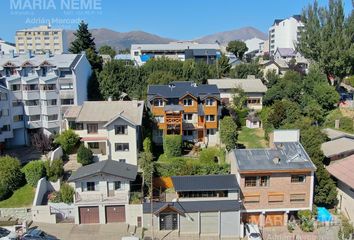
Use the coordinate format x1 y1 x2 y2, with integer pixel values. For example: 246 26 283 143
0 0 353 239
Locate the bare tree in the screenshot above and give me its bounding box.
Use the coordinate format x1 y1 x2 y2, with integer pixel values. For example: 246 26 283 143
31 131 53 154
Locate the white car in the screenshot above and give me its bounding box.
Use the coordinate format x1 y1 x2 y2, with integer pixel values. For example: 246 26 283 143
0 227 17 240
245 223 262 240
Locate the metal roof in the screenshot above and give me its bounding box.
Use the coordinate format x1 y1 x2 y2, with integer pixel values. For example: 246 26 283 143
143 200 241 214
171 174 239 192
207 78 267 93
131 43 220 52
321 137 354 158
68 160 138 182
327 155 354 189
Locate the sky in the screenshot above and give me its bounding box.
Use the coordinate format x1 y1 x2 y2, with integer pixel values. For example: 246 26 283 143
0 0 352 42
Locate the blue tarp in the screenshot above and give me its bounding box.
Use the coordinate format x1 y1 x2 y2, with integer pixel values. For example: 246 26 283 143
140 54 153 62
317 207 332 222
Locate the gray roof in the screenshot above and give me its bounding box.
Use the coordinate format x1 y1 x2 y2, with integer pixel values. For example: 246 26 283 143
164 105 184 112
68 160 137 182
147 81 220 100
143 200 241 214
131 43 220 52
276 48 296 57
322 128 354 140
207 78 267 93
233 142 316 172
171 175 239 192
190 49 217 56
321 137 354 158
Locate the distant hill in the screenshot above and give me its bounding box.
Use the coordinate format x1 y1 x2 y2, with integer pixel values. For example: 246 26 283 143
195 27 268 45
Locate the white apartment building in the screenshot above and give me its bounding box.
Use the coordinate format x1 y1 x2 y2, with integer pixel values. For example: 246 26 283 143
64 100 144 166
0 51 91 147
16 25 68 54
268 15 304 55
0 39 16 54
245 37 265 54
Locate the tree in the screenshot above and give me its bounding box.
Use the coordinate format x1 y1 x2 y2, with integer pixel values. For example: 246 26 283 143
265 69 280 88
229 62 261 79
85 48 103 72
69 21 96 54
220 116 238 151
31 132 53 154
232 86 247 111
54 129 79 154
267 101 287 128
45 159 64 182
87 71 102 100
99 45 116 58
226 40 248 59
138 138 154 197
77 144 93 166
312 83 339 111
216 54 231 78
147 71 176 85
0 156 24 192
60 183 74 204
314 165 338 207
21 160 45 187
163 135 182 157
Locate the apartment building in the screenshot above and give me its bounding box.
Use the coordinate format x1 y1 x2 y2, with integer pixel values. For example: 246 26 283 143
229 130 316 227
0 39 16 54
269 15 304 55
147 81 221 146
16 25 68 54
0 51 91 145
64 100 144 165
131 42 221 66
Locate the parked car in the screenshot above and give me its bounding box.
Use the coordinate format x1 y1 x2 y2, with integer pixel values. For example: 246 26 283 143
245 223 262 240
0 227 17 240
21 228 57 240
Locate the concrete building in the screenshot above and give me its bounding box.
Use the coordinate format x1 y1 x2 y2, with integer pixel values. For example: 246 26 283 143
131 42 221 66
259 40 270 56
0 39 16 54
229 130 316 227
64 100 144 165
207 76 267 110
147 81 221 146
269 15 304 55
0 52 91 146
16 25 68 54
68 160 138 224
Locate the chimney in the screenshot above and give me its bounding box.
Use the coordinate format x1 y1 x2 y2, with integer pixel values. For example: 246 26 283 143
168 83 176 92
273 156 280 164
335 119 340 129
107 96 112 102
27 50 32 59
9 50 15 58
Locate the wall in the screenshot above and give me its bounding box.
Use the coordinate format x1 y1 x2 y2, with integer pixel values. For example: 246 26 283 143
125 204 142 226
0 208 32 221
33 178 60 206
220 211 240 237
50 146 63 161
31 206 56 224
179 212 199 234
73 54 91 105
337 180 354 221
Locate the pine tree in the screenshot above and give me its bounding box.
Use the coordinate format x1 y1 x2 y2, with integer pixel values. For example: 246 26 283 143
69 21 96 54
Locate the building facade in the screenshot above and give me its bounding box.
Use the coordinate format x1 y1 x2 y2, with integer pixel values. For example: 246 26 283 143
269 15 303 55
16 25 68 54
0 40 16 54
147 81 221 146
64 100 144 165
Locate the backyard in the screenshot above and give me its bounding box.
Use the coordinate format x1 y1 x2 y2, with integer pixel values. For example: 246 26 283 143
238 127 268 149
0 184 35 208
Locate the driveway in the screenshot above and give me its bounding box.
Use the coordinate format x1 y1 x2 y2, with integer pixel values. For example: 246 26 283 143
31 222 134 240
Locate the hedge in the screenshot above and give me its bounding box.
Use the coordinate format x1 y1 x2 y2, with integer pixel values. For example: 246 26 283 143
0 156 24 192
21 160 45 187
163 135 182 157
54 129 79 154
77 144 93 166
45 159 64 182
60 183 74 204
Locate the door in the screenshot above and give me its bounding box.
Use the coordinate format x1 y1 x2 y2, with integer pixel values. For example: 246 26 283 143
79 206 99 224
200 212 218 235
105 205 126 223
159 213 178 230
265 212 284 227
107 182 115 197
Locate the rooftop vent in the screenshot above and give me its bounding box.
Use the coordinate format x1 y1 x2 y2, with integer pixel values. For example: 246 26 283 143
273 156 281 164
168 83 176 91
191 82 197 87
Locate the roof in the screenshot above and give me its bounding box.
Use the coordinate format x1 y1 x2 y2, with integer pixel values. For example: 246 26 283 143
64 106 82 119
273 19 284 25
164 105 184 112
260 59 289 69
322 128 354 140
233 142 316 172
143 200 241 214
171 175 239 192
207 78 267 93
68 160 137 182
17 25 63 32
147 81 220 100
327 155 354 189
114 54 132 60
69 100 144 126
321 137 354 158
275 48 296 57
131 43 220 52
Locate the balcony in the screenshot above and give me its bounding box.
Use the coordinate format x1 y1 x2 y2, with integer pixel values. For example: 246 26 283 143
24 105 41 115
27 121 42 129
40 90 58 100
23 73 39 82
12 91 23 100
42 121 60 130
74 191 129 205
41 105 59 115
22 91 40 100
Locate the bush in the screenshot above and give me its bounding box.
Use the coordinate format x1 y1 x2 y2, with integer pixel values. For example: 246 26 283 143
54 129 79 154
45 159 64 182
220 116 238 151
338 215 354 240
77 144 93 166
21 160 45 187
163 135 182 157
298 210 314 232
0 156 24 192
60 183 74 204
0 183 11 201
199 147 225 164
48 191 61 203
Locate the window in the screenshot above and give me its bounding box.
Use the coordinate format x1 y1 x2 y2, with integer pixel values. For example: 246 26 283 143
205 98 215 106
183 98 193 106
134 51 139 56
207 129 216 135
155 116 164 123
88 142 99 149
260 176 270 187
245 177 257 187
87 124 98 134
183 130 193 136
245 176 270 187
183 114 193 121
119 159 126 163
206 115 215 122
244 195 260 204
41 84 56 91
114 181 121 190
0 92 8 101
159 213 178 230
60 83 73 90
290 193 306 203
25 100 39 106
153 99 163 107
43 99 57 106
23 84 38 91
46 114 58 121
115 143 129 152
61 99 74 105
86 182 95 191
268 194 284 203
13 115 23 122
11 84 21 91
29 115 40 121
1 109 9 116
291 175 306 183
247 98 261 104
115 125 128 135
12 100 22 107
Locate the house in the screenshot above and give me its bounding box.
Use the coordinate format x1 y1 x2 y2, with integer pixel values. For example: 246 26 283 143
274 48 297 61
207 76 267 109
68 160 138 224
321 137 354 161
246 113 261 129
260 58 289 77
147 81 221 146
131 42 221 66
229 130 316 227
326 155 354 221
64 100 144 165
0 39 16 54
0 51 91 147
273 48 309 73
143 174 242 238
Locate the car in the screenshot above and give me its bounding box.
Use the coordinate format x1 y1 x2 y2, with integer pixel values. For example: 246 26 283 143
245 223 262 240
0 227 17 240
21 228 57 240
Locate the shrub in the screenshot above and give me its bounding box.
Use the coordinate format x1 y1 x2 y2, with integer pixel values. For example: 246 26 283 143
163 135 182 157
45 159 64 182
298 210 314 232
199 147 225 164
0 183 11 201
60 183 74 204
48 191 61 203
21 160 45 187
0 156 24 192
54 129 79 154
338 215 354 240
287 221 296 233
77 144 93 166
220 116 238 151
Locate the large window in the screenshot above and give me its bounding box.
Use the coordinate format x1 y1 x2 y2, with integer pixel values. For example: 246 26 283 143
87 124 98 134
10 84 21 91
245 177 257 187
29 115 40 121
205 98 215 106
291 175 306 183
206 115 215 122
114 181 121 190
115 143 129 152
60 83 73 90
13 115 23 122
41 84 56 91
183 114 193 121
183 98 193 106
153 99 163 107
87 142 99 149
86 182 95 191
245 176 270 187
46 114 58 121
25 100 39 106
43 99 57 106
61 98 74 105
115 125 128 135
23 84 39 91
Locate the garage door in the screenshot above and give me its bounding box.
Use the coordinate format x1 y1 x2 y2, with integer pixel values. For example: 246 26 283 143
242 213 260 225
265 212 284 227
200 212 218 235
79 207 99 224
106 205 126 223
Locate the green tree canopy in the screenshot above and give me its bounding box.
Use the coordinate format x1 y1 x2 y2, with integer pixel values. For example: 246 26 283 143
226 40 248 59
99 45 116 58
220 116 238 151
69 21 96 54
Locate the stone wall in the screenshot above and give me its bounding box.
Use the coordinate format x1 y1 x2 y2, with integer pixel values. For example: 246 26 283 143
0 208 32 221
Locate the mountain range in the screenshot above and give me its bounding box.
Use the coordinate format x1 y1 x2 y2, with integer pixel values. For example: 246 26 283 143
66 27 267 50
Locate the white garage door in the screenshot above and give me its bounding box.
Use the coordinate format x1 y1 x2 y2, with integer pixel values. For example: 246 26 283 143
200 212 218 235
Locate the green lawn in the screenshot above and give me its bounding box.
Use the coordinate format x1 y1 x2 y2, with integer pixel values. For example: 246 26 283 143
0 184 35 208
238 127 268 149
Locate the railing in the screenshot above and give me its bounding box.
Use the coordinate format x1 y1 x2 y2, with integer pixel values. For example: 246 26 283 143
74 192 129 204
